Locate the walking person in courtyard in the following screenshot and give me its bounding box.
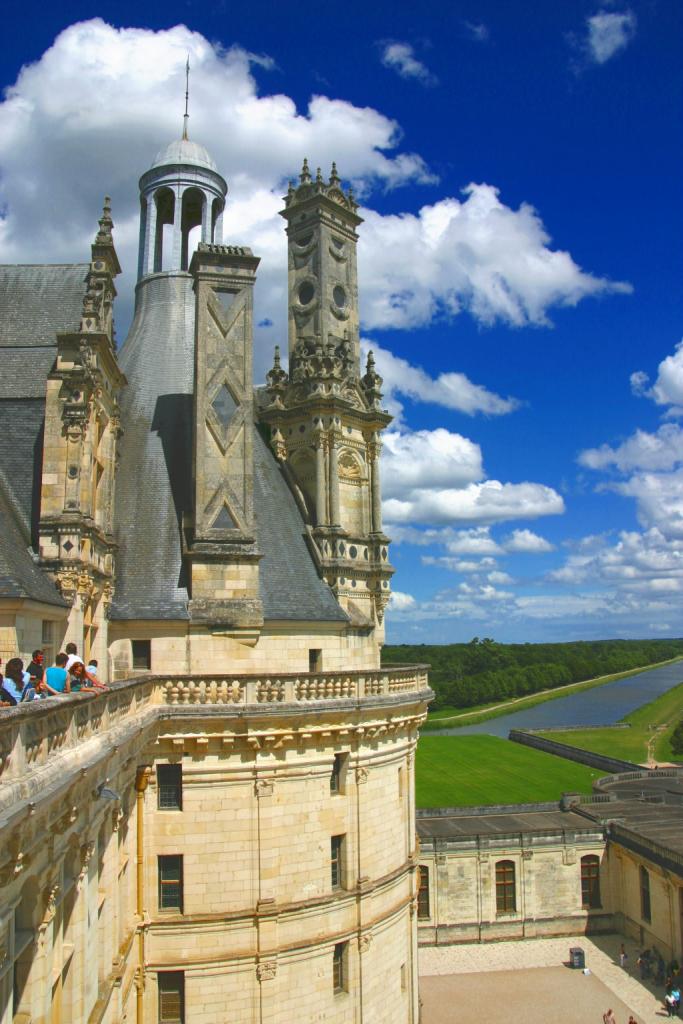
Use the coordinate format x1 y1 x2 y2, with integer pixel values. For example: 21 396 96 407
665 988 676 1017
603 1009 617 1024
619 943 628 968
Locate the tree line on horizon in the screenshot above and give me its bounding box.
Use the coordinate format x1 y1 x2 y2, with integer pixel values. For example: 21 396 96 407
382 637 683 711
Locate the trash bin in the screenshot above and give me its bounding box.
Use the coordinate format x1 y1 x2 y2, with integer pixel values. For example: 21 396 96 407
569 946 585 969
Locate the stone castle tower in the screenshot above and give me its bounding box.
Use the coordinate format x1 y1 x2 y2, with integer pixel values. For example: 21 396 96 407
0 127 431 1023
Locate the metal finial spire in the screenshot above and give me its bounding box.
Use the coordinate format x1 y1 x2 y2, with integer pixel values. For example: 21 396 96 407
182 55 190 140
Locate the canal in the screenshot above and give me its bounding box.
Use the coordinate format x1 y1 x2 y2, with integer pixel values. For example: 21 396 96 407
431 660 683 737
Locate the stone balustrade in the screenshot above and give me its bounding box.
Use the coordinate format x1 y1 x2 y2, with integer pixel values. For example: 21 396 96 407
0 665 430 793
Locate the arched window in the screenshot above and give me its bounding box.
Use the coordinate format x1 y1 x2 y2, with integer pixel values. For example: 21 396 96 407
580 855 601 909
417 865 430 919
495 860 516 914
180 187 205 270
211 197 224 243
640 865 651 923
153 188 175 273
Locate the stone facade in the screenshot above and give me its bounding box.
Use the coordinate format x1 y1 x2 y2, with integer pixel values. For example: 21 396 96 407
37 199 125 668
417 806 611 945
0 666 430 1024
0 138 393 681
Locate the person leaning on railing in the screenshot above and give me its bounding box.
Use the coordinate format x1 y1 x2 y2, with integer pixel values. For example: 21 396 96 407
69 660 107 693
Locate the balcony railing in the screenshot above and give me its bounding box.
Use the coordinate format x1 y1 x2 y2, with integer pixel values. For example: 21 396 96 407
0 666 430 794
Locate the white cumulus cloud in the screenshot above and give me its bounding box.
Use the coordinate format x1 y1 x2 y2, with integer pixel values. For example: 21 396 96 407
503 528 555 553
632 340 683 416
380 42 436 85
382 429 483 496
362 340 519 424
383 479 564 527
586 10 637 64
359 186 631 331
578 423 683 473
0 19 630 381
388 590 417 611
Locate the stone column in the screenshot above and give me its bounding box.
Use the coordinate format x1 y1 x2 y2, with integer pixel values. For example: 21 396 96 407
329 433 340 528
171 185 183 271
315 436 327 526
369 434 382 533
144 195 158 277
200 191 210 243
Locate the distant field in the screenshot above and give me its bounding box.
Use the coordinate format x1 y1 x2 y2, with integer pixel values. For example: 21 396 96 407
537 681 683 765
422 657 683 730
415 735 602 808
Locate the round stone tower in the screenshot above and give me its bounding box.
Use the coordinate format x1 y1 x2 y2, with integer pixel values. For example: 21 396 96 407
137 136 227 279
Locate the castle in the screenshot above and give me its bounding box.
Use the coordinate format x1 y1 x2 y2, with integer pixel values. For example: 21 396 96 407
0 130 432 1022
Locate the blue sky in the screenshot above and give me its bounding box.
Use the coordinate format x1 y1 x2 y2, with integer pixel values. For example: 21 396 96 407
1 2 682 643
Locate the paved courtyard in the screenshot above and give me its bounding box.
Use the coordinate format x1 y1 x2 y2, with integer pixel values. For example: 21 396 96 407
419 934 671 1024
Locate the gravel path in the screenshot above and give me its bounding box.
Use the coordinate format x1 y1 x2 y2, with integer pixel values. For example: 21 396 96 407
419 934 669 1024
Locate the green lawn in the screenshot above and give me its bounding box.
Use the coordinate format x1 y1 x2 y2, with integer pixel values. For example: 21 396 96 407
415 734 603 808
537 680 683 765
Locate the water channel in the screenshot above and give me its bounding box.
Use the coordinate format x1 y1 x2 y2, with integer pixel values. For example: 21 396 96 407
431 660 683 738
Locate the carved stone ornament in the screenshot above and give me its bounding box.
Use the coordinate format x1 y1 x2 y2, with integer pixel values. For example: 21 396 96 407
0 852 25 886
255 779 274 797
359 933 373 953
256 960 277 981
355 767 369 785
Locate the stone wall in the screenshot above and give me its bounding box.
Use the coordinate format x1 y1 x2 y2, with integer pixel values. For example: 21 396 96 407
417 822 612 946
0 666 430 1024
509 729 640 775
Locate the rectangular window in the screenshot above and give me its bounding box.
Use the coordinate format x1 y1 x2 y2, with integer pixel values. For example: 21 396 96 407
580 855 601 909
640 865 651 923
158 855 183 912
132 639 151 671
309 648 322 673
417 865 430 920
41 620 53 645
495 860 516 915
333 942 347 993
330 753 346 794
158 971 184 1023
157 764 183 811
331 835 345 889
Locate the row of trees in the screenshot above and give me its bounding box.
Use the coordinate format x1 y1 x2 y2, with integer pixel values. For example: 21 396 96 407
382 637 683 710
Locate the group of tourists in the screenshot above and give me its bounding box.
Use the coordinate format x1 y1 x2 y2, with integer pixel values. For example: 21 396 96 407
0 644 107 707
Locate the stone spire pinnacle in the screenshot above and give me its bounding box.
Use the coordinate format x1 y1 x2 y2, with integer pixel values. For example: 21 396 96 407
300 158 311 184
329 162 340 186
95 196 114 245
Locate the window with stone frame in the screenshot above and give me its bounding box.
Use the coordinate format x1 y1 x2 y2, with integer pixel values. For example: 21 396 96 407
158 855 183 912
132 639 151 671
330 753 347 794
157 764 183 811
158 971 184 1023
333 941 348 993
417 865 430 920
640 865 651 923
580 855 601 909
331 835 345 889
495 860 516 914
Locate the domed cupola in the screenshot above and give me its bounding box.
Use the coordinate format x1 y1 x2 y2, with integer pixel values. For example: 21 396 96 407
137 125 227 280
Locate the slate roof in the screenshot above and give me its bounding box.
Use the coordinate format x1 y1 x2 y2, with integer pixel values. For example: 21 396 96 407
0 264 88 347
111 272 347 624
253 428 347 622
0 264 86 608
416 806 599 841
0 466 66 607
